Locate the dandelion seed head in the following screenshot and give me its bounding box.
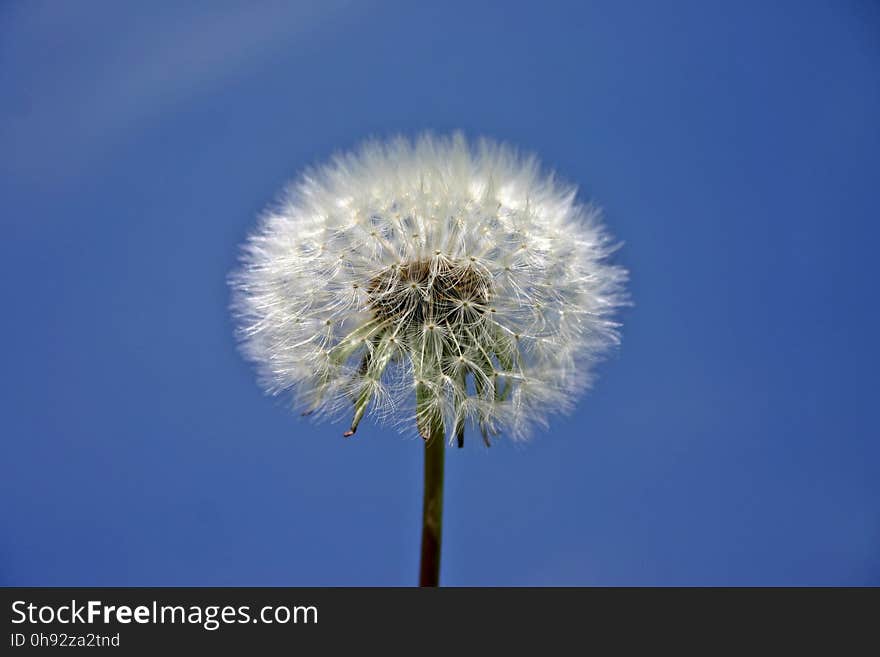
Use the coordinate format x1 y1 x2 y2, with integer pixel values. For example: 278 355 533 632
230 133 627 443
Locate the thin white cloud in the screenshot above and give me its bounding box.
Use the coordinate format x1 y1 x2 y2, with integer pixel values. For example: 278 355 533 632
1 1 358 181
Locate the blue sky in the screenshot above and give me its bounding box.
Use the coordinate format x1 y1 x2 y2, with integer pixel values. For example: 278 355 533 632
2 0 878 585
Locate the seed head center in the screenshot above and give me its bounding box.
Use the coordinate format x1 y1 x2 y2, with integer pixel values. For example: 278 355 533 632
367 258 493 327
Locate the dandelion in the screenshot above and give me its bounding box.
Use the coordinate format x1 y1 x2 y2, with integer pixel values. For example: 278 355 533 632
229 133 627 585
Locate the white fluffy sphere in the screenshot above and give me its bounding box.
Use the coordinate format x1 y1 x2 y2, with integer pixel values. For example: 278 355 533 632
230 133 627 444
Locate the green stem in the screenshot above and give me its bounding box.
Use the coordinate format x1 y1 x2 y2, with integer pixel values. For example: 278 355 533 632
418 405 445 587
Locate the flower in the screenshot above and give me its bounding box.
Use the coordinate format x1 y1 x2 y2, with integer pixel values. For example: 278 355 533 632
229 133 627 444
